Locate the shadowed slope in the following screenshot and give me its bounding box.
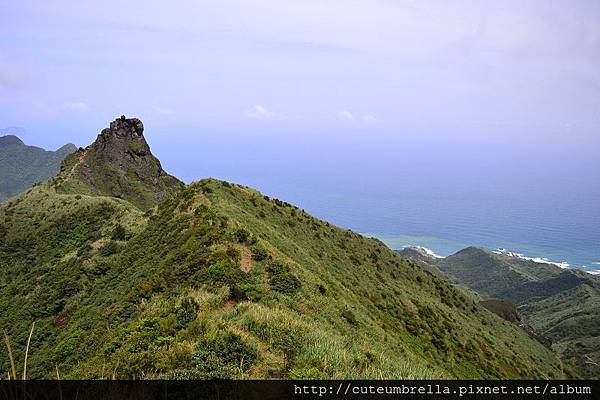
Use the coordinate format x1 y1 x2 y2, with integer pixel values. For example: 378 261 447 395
0 134 76 202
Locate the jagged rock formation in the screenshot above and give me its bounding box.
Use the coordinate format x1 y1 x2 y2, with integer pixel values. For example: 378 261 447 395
55 116 184 210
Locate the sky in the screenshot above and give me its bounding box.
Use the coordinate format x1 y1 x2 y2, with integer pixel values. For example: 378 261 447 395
0 0 599 181
1 1 599 267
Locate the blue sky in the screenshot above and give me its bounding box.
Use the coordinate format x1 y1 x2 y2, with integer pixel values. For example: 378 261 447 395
1 1 599 178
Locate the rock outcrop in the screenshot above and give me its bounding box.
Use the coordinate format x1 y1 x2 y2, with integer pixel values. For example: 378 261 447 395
56 116 184 210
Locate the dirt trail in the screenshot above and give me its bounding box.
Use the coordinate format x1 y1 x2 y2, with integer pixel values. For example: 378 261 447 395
66 149 87 179
238 245 252 273
221 300 237 311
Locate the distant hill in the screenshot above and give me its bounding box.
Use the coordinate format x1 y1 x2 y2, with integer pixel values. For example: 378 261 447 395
0 117 563 379
0 132 76 202
397 246 600 378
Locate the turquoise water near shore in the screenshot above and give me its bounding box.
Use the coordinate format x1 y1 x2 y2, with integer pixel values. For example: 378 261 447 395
367 234 597 273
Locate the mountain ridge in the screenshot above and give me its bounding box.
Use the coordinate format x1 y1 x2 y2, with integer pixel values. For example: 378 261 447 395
0 134 76 202
397 245 600 378
0 117 565 379
0 135 25 147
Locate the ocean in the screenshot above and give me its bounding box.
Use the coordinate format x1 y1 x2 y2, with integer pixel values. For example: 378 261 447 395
157 128 600 274
266 180 600 274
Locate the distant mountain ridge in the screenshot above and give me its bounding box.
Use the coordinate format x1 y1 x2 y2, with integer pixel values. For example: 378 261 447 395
0 132 76 202
397 245 600 378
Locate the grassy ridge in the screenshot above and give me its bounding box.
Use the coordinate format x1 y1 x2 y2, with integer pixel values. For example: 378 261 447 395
399 246 600 378
0 180 563 379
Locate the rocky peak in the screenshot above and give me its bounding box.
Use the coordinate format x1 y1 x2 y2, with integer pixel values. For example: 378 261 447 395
56 116 184 210
95 116 148 154
93 116 149 157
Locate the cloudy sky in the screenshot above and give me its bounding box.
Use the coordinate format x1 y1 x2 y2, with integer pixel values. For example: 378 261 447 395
2 1 599 268
1 1 599 173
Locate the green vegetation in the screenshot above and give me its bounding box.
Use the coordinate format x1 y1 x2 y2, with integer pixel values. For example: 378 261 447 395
0 180 563 379
111 224 126 241
480 300 520 324
0 135 76 202
0 120 567 379
399 246 600 378
266 261 301 295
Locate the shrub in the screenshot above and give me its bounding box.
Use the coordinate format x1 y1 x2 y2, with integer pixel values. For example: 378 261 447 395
190 331 258 378
288 367 323 379
341 309 357 325
99 241 119 257
250 243 269 261
202 259 240 285
267 262 301 295
76 243 93 257
111 224 126 240
228 285 249 302
234 227 250 243
175 297 201 328
226 246 241 262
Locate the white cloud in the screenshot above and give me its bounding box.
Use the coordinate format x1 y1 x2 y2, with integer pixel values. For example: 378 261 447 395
338 110 381 124
338 110 355 121
64 101 91 111
244 104 279 120
152 105 174 115
362 114 381 123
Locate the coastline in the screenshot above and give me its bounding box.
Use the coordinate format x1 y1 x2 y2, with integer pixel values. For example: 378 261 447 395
368 233 600 276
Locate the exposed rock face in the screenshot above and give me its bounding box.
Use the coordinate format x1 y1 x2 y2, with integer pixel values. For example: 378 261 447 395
87 117 161 185
57 116 184 210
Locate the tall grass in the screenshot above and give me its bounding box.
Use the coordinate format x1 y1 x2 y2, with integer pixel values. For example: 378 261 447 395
2 322 35 380
3 330 16 380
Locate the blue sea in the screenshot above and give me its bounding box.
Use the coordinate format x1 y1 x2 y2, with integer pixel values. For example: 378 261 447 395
156 128 600 274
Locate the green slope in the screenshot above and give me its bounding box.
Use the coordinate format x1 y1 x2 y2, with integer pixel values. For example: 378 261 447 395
0 134 76 202
398 246 600 378
0 181 563 379
521 284 600 378
0 118 565 379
